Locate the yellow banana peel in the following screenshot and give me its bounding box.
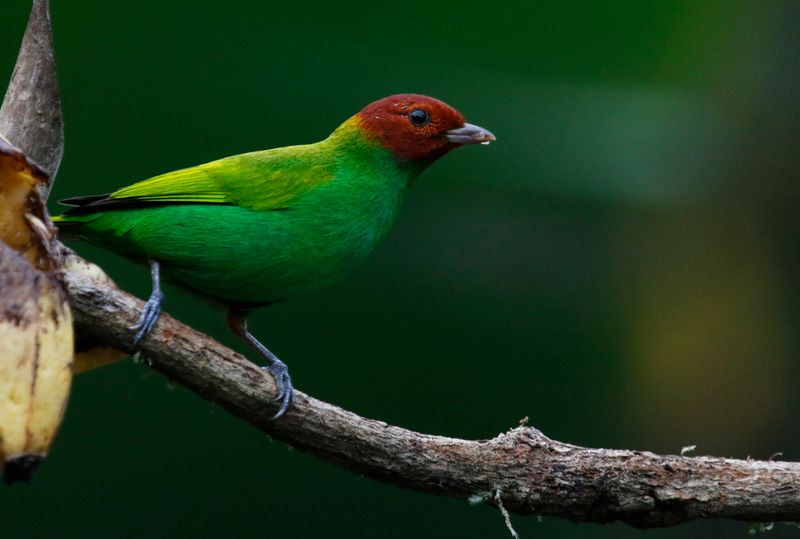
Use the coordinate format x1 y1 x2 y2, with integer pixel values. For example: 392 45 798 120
0 137 73 483
0 245 73 482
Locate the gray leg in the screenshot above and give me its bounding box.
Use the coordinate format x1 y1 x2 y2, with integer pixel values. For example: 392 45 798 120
227 309 294 419
130 260 164 344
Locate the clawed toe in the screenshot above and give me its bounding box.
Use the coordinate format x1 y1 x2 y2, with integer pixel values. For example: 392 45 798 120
131 261 164 345
263 361 294 419
131 291 163 344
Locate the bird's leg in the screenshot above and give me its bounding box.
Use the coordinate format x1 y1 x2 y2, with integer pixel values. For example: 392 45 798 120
226 309 294 419
130 260 164 344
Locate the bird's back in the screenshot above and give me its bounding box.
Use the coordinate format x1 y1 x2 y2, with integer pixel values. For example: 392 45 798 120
55 122 416 304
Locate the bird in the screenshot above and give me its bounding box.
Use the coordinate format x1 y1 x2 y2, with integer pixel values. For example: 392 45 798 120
53 94 495 418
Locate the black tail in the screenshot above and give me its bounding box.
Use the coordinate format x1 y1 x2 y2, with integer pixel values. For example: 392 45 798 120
58 193 184 215
58 194 112 216
51 216 84 240
59 194 110 207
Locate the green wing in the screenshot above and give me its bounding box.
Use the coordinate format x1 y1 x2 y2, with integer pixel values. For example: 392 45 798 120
61 144 333 215
109 160 229 204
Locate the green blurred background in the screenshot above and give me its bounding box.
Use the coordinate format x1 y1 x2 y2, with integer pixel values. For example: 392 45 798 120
3 1 800 537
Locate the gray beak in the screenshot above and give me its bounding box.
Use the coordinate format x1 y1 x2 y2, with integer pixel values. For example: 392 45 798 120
444 123 496 145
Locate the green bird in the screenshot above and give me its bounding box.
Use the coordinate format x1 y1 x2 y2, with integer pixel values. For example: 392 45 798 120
54 94 495 417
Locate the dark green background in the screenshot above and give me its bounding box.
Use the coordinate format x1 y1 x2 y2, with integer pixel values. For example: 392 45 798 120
3 1 800 537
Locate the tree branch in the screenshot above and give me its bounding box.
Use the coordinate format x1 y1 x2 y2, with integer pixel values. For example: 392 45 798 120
58 248 800 529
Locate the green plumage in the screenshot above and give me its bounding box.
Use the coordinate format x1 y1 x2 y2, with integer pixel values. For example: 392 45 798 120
55 117 424 304
55 93 494 417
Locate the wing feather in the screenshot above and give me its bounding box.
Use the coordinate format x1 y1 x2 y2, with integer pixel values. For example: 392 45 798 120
59 145 334 215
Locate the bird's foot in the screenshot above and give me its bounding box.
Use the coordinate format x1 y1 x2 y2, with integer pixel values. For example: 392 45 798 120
130 289 163 344
226 308 294 418
263 358 293 419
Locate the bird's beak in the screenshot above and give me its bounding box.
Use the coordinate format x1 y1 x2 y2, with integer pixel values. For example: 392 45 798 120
444 123 496 145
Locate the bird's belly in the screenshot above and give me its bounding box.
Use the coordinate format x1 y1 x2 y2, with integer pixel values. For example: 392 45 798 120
80 204 388 304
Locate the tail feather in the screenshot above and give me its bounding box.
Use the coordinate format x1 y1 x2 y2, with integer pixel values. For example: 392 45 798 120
51 214 84 240
57 193 117 216
57 192 188 215
59 194 110 207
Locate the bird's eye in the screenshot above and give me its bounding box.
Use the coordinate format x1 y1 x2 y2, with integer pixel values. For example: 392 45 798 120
408 108 429 127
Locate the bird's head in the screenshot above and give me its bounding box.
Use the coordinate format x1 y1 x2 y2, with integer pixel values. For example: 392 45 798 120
355 94 495 162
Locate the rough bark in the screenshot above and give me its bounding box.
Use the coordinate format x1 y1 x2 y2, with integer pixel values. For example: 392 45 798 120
59 249 800 528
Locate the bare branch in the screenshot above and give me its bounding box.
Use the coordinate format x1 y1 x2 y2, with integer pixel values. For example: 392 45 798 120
58 248 800 529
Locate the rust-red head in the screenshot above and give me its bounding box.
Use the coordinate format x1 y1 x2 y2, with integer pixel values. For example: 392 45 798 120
356 94 495 162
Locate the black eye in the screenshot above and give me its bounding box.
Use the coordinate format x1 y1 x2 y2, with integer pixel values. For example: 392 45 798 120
408 108 429 126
